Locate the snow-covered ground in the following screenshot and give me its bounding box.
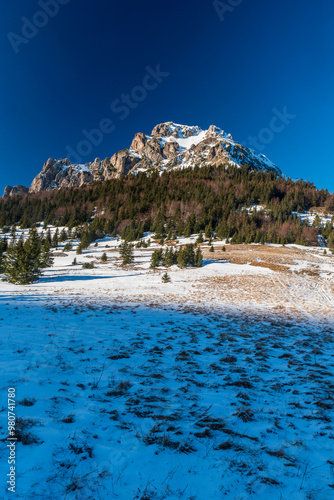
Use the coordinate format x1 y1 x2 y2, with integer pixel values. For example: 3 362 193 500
1 231 334 499
293 211 334 227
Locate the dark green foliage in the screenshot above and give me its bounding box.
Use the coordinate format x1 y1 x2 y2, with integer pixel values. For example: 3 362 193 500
121 220 144 241
0 251 4 273
328 232 334 250
51 228 59 248
40 239 54 268
0 237 8 271
150 249 163 268
119 240 134 265
60 228 68 242
177 244 196 268
3 227 52 284
72 258 77 265
150 244 202 269
0 165 332 246
101 252 107 262
194 247 203 267
164 247 178 267
64 242 72 252
205 223 213 239
161 272 171 283
209 245 214 252
196 231 204 243
82 262 94 269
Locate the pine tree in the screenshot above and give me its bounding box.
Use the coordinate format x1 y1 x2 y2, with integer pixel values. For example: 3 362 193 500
205 223 213 239
4 239 23 283
194 247 203 267
101 252 107 262
0 251 4 273
4 238 42 284
51 228 59 248
161 272 171 283
3 228 52 284
119 240 134 265
45 228 52 245
25 227 42 263
328 232 334 251
40 239 54 268
150 249 162 268
197 231 204 243
60 228 68 242
164 247 177 267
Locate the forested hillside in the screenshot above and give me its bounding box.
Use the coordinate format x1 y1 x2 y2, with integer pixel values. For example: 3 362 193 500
1 165 333 246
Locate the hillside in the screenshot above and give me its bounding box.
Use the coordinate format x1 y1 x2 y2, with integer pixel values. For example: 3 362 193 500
0 164 333 247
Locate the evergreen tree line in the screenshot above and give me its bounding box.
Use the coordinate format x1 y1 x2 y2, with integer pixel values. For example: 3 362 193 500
151 244 203 268
1 165 334 246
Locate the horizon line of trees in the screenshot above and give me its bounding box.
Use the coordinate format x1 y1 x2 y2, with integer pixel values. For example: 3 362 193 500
0 165 333 248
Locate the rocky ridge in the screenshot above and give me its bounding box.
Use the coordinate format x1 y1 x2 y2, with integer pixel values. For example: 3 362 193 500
3 122 280 197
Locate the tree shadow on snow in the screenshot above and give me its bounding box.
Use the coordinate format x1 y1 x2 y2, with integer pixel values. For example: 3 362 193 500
38 273 142 284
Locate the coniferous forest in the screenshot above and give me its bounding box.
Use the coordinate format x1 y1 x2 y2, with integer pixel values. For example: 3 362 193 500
0 165 333 247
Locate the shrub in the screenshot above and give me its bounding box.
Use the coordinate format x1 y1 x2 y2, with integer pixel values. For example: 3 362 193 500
82 262 94 269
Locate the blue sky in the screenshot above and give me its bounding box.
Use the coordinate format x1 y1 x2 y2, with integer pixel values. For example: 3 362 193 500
1 0 333 193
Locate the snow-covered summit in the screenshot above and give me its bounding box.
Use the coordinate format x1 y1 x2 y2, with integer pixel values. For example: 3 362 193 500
130 121 280 175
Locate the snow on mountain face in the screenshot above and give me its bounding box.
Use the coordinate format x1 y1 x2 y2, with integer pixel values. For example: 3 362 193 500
3 122 281 197
129 121 280 176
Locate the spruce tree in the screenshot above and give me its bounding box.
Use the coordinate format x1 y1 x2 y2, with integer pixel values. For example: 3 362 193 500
164 247 177 267
197 231 204 243
194 248 203 267
4 238 42 284
119 240 134 265
328 232 334 251
25 227 42 263
3 228 52 284
51 228 59 248
162 272 171 283
150 249 162 268
4 239 23 283
0 251 4 273
40 239 54 268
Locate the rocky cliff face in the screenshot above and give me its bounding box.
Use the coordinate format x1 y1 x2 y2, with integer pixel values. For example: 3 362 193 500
3 122 280 197
2 185 29 198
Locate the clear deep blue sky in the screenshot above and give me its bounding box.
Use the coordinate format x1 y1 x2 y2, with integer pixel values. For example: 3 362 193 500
1 0 333 194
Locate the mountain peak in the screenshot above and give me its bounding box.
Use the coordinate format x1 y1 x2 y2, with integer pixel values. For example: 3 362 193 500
3 121 280 197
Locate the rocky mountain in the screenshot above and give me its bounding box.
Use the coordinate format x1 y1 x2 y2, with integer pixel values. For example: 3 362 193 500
3 122 280 197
